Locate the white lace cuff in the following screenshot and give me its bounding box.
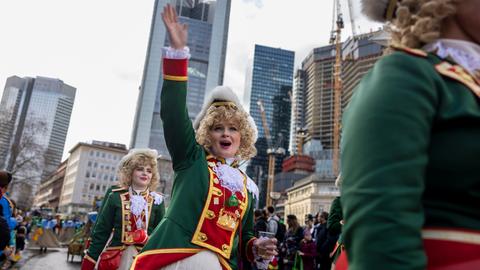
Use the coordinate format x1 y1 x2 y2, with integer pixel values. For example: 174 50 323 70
162 46 191 59
252 238 274 270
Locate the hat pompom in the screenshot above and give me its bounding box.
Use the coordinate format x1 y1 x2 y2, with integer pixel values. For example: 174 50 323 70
362 0 392 22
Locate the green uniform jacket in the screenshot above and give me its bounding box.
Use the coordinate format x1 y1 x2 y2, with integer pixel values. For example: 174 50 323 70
85 188 165 262
327 196 343 262
341 48 480 269
132 66 258 270
327 197 342 236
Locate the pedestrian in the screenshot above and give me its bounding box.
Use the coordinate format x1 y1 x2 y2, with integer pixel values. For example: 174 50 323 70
254 209 269 238
314 212 331 270
341 0 480 269
0 171 14 262
304 214 314 236
34 214 60 253
298 229 316 270
280 215 303 270
130 5 277 270
266 206 279 237
0 205 10 261
80 148 166 270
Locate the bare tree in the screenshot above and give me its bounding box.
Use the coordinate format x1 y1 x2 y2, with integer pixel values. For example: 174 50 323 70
0 110 48 209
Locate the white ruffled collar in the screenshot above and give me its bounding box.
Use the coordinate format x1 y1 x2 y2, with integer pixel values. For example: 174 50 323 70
208 156 259 199
424 39 480 75
129 188 163 229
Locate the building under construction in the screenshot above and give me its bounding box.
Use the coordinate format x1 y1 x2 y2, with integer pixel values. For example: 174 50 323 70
290 30 387 177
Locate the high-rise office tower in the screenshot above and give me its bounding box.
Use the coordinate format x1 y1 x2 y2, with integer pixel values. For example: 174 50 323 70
289 69 306 155
130 0 231 157
246 44 294 207
302 45 337 149
0 76 76 209
292 30 386 176
342 30 386 108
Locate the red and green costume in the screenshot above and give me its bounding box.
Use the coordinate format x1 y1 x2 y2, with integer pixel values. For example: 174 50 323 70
340 45 480 269
131 57 259 270
81 187 165 269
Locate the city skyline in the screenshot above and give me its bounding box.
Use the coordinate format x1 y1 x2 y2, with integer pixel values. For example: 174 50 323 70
0 75 76 209
0 0 381 160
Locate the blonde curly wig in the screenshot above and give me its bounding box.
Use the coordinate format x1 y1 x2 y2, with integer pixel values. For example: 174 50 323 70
363 0 458 48
118 149 159 191
196 105 257 160
390 0 457 48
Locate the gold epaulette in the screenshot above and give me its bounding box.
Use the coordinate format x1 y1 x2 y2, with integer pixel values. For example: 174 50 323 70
391 43 428 57
112 186 128 192
435 61 480 97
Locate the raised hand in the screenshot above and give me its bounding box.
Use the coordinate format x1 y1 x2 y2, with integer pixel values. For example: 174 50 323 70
161 4 188 50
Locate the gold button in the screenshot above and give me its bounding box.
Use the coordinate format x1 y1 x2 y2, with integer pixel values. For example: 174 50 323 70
222 244 229 252
198 232 208 242
206 210 216 219
212 187 223 196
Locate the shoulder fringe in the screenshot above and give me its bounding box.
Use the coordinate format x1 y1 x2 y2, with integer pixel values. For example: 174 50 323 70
150 191 164 205
246 177 259 201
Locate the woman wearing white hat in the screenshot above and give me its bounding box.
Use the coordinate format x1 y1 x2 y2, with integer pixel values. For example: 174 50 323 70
131 4 277 270
81 148 165 270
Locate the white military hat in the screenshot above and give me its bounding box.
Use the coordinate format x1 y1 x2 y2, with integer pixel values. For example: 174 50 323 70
193 86 258 142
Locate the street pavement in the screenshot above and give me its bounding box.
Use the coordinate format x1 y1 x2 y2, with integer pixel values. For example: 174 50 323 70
12 247 81 270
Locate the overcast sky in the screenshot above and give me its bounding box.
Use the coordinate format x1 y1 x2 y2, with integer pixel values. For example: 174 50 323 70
0 0 381 159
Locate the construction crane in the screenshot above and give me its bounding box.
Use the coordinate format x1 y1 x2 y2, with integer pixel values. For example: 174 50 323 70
257 100 285 207
347 0 357 39
330 0 344 176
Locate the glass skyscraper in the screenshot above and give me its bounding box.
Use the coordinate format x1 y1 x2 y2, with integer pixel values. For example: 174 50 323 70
246 45 294 207
130 0 231 157
0 76 76 209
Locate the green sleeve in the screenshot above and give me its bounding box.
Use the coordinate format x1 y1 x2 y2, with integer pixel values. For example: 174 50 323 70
341 53 438 269
160 80 200 171
327 197 342 236
87 193 116 261
91 186 116 234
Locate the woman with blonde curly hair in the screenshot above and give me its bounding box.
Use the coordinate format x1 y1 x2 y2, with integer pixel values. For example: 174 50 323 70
81 149 165 270
340 0 480 269
131 4 277 270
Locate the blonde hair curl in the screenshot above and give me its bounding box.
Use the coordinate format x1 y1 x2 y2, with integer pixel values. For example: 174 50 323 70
389 0 457 48
196 106 257 160
118 151 159 191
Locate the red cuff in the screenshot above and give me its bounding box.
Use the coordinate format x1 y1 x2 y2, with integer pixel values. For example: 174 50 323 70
81 255 96 270
246 237 257 262
163 58 188 81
